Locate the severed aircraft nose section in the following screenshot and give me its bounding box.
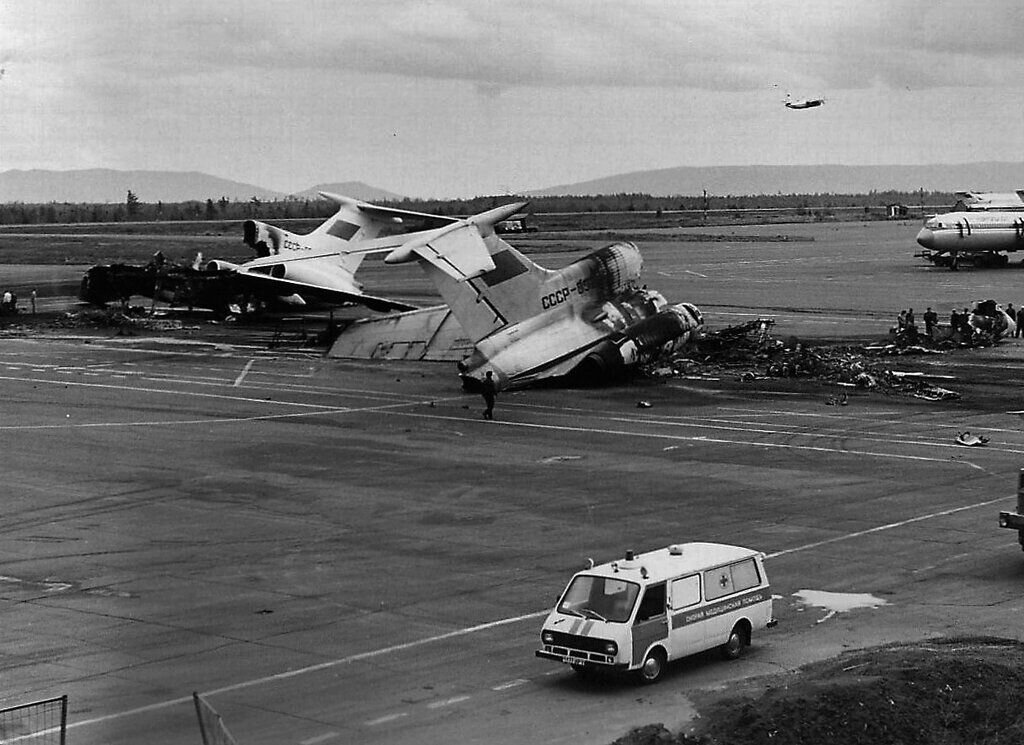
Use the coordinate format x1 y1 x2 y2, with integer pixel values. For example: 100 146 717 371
916 227 935 249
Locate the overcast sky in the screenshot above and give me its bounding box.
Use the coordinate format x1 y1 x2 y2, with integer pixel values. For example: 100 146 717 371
3 0 1024 198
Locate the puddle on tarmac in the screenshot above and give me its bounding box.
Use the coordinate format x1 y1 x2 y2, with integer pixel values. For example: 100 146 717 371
793 589 888 623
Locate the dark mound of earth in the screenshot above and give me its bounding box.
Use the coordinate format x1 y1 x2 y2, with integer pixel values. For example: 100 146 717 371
612 637 1024 745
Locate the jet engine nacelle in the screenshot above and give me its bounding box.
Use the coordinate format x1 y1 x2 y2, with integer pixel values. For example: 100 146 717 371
578 303 704 380
576 242 644 299
243 220 295 257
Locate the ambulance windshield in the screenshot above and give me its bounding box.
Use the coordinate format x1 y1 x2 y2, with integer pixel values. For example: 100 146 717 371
558 575 640 623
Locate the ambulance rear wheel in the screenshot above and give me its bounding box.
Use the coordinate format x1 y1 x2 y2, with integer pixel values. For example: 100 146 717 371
637 648 666 684
721 623 749 660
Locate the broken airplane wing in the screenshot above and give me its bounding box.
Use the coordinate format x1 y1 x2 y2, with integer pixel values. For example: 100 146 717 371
214 266 417 312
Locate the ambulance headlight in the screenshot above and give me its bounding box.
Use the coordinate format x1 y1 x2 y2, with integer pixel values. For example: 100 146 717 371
603 641 617 655
542 631 555 644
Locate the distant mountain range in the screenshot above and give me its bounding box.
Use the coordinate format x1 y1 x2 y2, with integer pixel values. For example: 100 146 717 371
528 162 1024 197
0 169 405 204
5 163 1024 203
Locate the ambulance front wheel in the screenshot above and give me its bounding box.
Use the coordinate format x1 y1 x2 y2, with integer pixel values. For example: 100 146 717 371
721 622 750 660
637 648 666 684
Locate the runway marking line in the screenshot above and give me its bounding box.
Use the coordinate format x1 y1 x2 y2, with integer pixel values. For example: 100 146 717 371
764 495 1010 559
426 695 471 709
299 731 340 744
365 712 408 726
380 410 1001 467
0 374 467 430
233 358 255 387
492 678 529 691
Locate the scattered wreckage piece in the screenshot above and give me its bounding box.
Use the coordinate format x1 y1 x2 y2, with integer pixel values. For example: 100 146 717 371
649 317 963 401
912 386 960 402
80 256 243 314
955 431 989 447
53 308 193 332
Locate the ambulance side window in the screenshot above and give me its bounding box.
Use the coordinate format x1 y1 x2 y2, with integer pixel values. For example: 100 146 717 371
704 566 734 601
634 582 666 623
731 558 761 592
704 559 762 601
670 574 701 609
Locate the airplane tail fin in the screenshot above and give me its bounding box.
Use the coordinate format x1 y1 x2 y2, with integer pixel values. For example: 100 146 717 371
385 202 553 343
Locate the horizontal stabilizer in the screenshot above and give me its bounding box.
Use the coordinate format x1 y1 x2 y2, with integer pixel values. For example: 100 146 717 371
384 201 527 281
319 192 459 231
391 224 496 281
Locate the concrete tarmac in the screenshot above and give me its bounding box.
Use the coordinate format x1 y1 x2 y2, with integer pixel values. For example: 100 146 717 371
2 219 1024 745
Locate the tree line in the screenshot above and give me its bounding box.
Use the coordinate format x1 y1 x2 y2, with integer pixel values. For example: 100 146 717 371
0 189 956 226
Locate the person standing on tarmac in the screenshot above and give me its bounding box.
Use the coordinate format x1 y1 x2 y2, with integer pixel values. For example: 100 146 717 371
923 307 938 338
481 371 497 420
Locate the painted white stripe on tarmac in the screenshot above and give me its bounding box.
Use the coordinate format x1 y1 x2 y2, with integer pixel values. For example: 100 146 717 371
299 731 340 744
233 358 255 387
0 375 463 430
381 410 993 467
492 678 529 691
365 713 408 726
598 413 1007 454
426 695 471 709
765 495 1011 559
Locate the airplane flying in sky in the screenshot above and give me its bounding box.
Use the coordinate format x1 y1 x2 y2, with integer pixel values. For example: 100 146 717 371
915 209 1024 269
206 192 463 312
783 93 825 109
332 202 704 390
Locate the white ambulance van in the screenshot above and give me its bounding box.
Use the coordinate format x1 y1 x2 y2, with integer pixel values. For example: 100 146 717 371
536 542 776 683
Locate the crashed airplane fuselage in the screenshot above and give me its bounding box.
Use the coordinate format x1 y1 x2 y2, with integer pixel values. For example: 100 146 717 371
333 204 703 390
450 241 703 390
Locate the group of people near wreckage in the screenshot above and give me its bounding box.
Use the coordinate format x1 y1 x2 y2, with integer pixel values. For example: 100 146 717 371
895 300 1021 341
0 289 38 316
0 290 18 315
